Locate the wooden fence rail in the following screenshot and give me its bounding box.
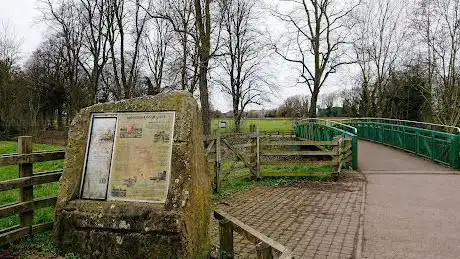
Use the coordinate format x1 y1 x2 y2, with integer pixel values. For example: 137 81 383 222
214 209 293 259
205 129 354 192
259 136 352 179
0 136 65 246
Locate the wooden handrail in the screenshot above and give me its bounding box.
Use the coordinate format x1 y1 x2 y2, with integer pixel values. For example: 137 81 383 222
214 209 294 259
0 196 58 218
0 170 62 191
0 150 65 166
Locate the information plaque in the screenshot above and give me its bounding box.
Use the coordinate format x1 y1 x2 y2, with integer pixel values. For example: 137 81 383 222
81 116 117 199
80 111 175 203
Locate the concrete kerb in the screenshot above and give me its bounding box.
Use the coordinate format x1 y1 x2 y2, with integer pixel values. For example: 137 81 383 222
354 168 367 259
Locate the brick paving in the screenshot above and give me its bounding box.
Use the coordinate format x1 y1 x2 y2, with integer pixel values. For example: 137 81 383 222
211 172 364 258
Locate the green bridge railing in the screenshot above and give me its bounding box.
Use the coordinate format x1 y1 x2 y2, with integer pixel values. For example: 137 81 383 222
341 118 460 169
295 119 358 169
343 118 460 134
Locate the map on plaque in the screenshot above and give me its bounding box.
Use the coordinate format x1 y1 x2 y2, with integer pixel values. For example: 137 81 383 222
80 112 176 203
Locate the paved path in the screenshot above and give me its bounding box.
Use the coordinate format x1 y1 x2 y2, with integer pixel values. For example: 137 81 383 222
359 141 460 258
212 173 364 258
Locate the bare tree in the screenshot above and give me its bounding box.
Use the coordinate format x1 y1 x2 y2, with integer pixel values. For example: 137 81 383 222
273 0 359 117
144 17 173 94
277 95 310 117
0 21 20 67
144 0 200 92
411 0 435 119
142 0 221 134
78 0 110 103
40 0 87 117
431 0 460 126
410 0 460 126
215 0 271 132
350 0 406 116
341 87 361 116
106 0 150 99
26 37 67 129
194 0 213 134
0 22 22 131
165 0 199 92
321 91 337 110
349 1 373 116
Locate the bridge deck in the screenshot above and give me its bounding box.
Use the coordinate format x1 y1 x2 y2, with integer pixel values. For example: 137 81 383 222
359 140 460 258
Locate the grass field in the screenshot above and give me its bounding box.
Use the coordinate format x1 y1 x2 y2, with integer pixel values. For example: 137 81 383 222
0 141 65 258
0 141 64 229
212 161 334 201
211 118 296 133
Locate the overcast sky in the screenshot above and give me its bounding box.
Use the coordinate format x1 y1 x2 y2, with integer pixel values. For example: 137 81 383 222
1 0 47 59
0 0 355 112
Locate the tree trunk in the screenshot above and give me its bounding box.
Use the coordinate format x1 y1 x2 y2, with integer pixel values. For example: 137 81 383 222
361 81 371 117
194 0 211 136
232 96 240 132
234 112 242 133
57 107 63 130
199 62 211 135
181 34 187 90
234 118 241 133
309 91 319 117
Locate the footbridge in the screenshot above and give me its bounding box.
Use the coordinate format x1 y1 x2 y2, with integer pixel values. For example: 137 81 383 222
296 118 460 258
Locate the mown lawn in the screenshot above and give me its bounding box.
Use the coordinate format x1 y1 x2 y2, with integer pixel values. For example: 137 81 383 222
0 141 64 229
211 118 296 133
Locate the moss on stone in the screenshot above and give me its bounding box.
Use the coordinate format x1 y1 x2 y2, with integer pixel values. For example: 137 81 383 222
54 91 211 258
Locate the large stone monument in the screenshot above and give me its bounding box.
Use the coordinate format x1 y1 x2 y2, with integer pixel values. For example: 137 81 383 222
54 91 211 258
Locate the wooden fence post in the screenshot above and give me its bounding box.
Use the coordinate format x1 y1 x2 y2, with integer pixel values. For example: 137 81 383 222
332 136 342 181
250 125 258 180
256 128 260 179
18 136 33 233
214 133 221 193
219 219 234 259
256 242 273 259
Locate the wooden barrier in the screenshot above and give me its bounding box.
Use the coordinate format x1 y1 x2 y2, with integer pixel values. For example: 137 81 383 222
205 130 354 192
258 130 295 138
214 209 293 259
0 136 65 246
205 130 258 192
258 136 352 179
